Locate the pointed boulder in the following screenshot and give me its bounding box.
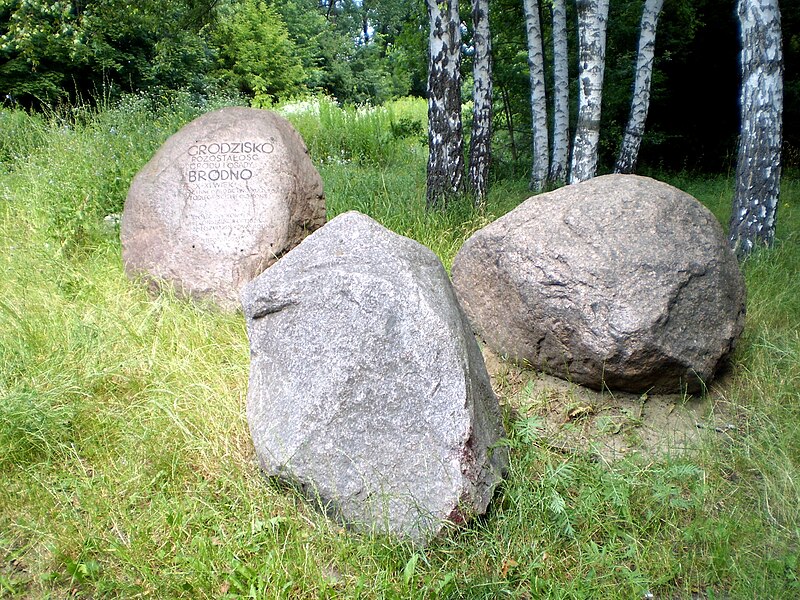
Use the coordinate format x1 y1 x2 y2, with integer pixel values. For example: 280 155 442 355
242 212 508 543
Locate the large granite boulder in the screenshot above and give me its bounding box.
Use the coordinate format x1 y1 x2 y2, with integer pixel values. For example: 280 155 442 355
452 175 746 393
241 211 508 543
121 106 325 309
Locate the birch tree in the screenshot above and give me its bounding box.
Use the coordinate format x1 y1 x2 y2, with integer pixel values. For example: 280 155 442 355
549 0 570 184
570 0 610 184
469 0 493 204
523 0 549 191
614 0 665 174
426 0 465 208
729 0 783 259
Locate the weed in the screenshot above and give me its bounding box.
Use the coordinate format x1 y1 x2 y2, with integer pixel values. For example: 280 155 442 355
0 94 798 598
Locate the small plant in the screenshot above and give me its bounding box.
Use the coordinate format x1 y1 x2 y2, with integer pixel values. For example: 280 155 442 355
514 414 545 445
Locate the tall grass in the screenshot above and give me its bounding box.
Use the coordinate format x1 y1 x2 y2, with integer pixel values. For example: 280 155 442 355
275 95 528 268
277 96 427 167
1 94 798 598
1 90 241 253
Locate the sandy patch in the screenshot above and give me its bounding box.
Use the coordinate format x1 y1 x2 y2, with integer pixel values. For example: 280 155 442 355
483 348 738 462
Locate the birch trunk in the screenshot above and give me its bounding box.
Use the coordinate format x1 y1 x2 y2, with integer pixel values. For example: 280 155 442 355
570 0 609 184
426 0 465 208
468 0 493 204
614 0 664 174
523 0 549 191
549 0 570 184
730 0 783 259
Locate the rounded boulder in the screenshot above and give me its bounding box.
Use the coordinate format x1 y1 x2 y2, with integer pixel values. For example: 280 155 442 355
451 175 746 393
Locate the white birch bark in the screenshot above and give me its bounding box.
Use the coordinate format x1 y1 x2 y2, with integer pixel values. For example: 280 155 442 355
426 0 465 208
469 0 493 204
523 0 549 192
570 0 610 184
549 0 570 184
614 0 664 174
730 0 783 259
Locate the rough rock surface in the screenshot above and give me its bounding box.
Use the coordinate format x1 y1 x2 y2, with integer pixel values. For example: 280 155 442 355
451 174 746 393
121 107 325 308
242 211 508 543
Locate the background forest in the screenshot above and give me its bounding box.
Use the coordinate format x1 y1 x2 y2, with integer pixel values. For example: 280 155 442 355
1 0 798 174
1 1 799 598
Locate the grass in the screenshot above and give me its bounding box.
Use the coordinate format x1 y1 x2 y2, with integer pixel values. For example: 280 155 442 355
1 94 798 598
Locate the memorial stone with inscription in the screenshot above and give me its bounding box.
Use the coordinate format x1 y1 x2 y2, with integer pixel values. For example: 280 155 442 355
121 107 325 308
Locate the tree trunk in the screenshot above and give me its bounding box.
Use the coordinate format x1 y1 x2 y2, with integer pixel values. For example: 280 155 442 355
730 0 783 260
549 0 569 184
523 0 549 192
426 0 465 208
468 0 493 205
500 85 519 169
615 0 664 174
325 0 337 21
570 0 609 184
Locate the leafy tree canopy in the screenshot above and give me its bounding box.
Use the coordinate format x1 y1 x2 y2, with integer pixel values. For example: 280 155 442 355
0 0 796 174
211 0 305 103
0 0 218 105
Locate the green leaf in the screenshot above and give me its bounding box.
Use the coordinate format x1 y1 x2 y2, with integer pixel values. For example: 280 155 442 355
403 553 419 586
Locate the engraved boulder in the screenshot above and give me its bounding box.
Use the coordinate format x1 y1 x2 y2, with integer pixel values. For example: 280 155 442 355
121 106 325 308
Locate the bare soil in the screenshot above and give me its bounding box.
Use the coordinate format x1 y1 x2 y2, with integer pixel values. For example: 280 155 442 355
483 348 739 462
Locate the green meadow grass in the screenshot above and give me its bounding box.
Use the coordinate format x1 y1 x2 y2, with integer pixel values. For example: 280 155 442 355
1 96 798 598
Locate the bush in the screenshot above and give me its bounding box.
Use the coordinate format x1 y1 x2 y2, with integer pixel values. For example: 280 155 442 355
211 0 306 103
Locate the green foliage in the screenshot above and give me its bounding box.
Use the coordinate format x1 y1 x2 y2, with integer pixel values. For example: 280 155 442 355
0 0 80 101
364 0 428 97
273 0 421 105
0 0 427 109
0 0 796 179
0 0 217 105
212 0 306 103
1 96 799 599
278 95 427 168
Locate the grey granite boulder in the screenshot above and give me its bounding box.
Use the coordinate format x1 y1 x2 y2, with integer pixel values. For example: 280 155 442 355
241 211 508 543
121 107 325 309
451 174 746 393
